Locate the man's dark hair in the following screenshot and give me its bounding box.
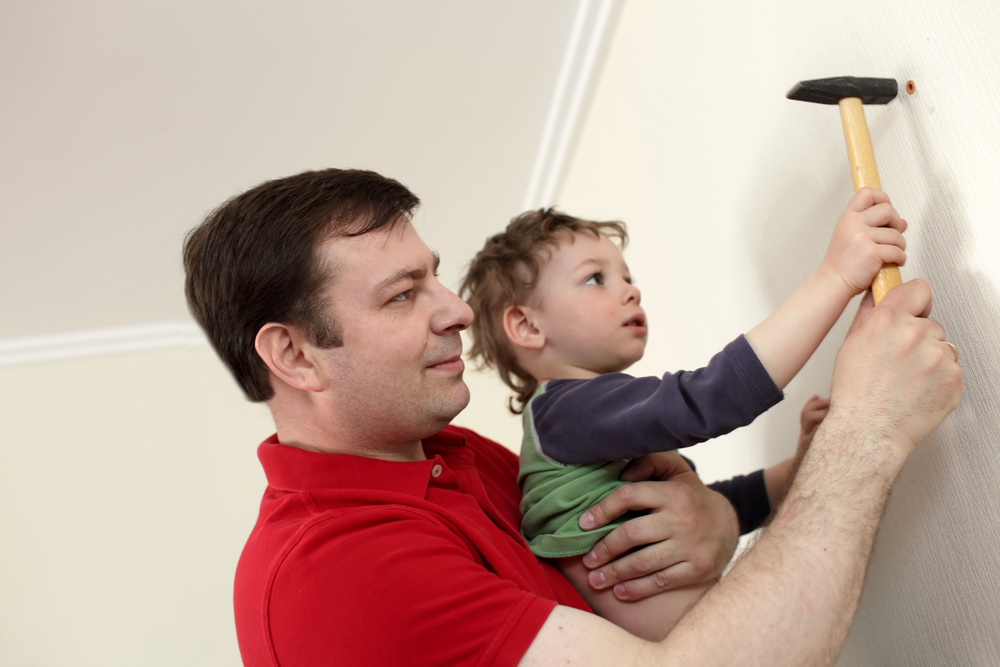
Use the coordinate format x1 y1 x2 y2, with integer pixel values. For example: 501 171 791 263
183 168 420 402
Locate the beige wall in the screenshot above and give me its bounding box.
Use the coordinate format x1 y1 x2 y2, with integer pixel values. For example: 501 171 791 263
0 349 273 665
557 1 1000 664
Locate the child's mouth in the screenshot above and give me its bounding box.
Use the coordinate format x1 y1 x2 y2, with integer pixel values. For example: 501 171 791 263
624 314 647 333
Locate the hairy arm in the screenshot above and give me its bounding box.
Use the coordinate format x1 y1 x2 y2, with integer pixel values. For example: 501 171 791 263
522 421 903 667
763 395 829 508
520 282 962 666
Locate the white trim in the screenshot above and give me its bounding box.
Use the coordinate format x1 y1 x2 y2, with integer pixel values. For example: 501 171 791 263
522 0 624 211
2 4 623 369
0 322 209 367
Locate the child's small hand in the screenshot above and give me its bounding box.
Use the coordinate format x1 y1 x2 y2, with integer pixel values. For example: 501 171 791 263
796 394 830 458
821 188 907 296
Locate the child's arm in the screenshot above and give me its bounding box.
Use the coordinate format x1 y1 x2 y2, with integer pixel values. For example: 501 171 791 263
745 188 906 389
763 394 830 507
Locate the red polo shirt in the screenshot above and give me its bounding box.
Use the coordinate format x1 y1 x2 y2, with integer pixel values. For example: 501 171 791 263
234 425 590 666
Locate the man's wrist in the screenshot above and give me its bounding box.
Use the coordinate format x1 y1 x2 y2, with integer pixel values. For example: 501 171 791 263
799 412 908 493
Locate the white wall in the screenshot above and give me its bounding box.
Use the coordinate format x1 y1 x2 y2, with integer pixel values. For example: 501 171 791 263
557 1 1000 664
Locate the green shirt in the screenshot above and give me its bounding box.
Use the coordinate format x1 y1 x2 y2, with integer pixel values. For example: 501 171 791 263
517 383 638 558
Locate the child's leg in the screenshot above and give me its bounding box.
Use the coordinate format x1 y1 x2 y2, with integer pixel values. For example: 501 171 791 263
556 555 715 641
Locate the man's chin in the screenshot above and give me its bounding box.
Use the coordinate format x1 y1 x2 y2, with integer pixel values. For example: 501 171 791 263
444 381 471 419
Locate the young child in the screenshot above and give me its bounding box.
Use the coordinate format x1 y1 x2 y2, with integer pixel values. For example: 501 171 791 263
459 189 906 640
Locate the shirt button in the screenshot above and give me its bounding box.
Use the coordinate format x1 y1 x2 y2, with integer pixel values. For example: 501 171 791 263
431 464 443 478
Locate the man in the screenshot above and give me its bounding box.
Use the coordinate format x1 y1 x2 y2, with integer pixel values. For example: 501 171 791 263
184 169 961 666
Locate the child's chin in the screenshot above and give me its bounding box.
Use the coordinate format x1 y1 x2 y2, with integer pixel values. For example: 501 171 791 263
610 351 645 373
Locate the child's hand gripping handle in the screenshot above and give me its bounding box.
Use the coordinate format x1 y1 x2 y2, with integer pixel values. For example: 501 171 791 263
839 97 902 304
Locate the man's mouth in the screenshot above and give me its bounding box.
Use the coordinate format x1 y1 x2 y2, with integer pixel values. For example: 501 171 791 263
428 354 465 373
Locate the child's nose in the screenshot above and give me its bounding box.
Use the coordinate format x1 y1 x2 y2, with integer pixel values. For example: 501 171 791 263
622 281 641 305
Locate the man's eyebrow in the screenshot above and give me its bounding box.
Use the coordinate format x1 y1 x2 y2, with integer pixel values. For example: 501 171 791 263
374 266 427 293
432 251 441 272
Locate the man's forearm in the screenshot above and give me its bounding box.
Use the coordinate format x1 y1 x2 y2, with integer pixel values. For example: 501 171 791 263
522 281 959 667
660 416 905 666
520 419 905 667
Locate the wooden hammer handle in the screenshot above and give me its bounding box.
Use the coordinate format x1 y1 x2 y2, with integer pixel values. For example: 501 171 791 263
838 97 902 304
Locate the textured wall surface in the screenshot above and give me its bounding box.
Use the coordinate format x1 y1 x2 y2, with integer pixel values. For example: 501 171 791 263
558 1 1000 663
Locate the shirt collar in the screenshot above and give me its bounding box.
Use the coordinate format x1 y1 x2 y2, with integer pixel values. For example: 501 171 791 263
257 426 468 499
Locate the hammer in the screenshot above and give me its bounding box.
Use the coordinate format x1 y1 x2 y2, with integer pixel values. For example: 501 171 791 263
787 76 901 304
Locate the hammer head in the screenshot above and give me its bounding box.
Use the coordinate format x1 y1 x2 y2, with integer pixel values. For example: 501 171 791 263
787 76 898 105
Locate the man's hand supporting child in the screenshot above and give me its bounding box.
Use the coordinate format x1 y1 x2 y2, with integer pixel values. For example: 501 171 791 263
578 452 740 601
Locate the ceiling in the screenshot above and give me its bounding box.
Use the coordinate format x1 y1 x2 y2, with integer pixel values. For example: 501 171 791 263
0 0 616 347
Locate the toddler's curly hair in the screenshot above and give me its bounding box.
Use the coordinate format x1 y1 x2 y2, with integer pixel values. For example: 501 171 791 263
459 208 627 413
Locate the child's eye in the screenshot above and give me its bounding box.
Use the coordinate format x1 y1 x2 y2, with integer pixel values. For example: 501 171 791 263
584 273 604 286
390 290 412 302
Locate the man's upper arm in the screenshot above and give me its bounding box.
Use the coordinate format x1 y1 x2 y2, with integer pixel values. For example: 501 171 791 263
264 508 557 667
519 605 657 666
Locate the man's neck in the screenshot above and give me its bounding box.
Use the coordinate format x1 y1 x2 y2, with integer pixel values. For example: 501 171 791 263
268 393 428 462
275 418 427 462
284 433 427 462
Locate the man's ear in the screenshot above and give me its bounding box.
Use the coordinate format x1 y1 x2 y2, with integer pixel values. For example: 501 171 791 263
255 323 324 393
503 305 545 351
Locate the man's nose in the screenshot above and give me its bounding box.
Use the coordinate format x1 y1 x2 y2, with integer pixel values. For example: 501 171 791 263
435 285 474 333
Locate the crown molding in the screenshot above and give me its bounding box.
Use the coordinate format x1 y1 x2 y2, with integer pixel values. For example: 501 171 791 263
2 1 622 369
521 0 624 211
0 322 209 368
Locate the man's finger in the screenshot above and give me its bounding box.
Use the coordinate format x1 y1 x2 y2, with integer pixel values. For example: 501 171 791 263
878 279 933 318
583 512 669 572
846 289 875 337
918 316 946 341
580 481 670 531
587 537 683 592
613 563 705 601
619 451 693 482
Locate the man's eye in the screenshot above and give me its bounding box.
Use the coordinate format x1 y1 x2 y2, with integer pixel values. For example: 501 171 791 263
584 273 603 286
391 290 412 302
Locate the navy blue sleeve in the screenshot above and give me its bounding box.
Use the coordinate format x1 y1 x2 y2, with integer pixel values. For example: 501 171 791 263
530 335 782 464
681 456 771 534
707 470 772 534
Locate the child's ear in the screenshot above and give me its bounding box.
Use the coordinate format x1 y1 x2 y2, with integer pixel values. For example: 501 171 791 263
503 305 545 351
255 323 325 393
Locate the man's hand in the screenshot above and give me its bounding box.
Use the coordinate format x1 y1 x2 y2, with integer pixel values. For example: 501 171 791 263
577 452 739 602
820 187 908 297
828 280 962 460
